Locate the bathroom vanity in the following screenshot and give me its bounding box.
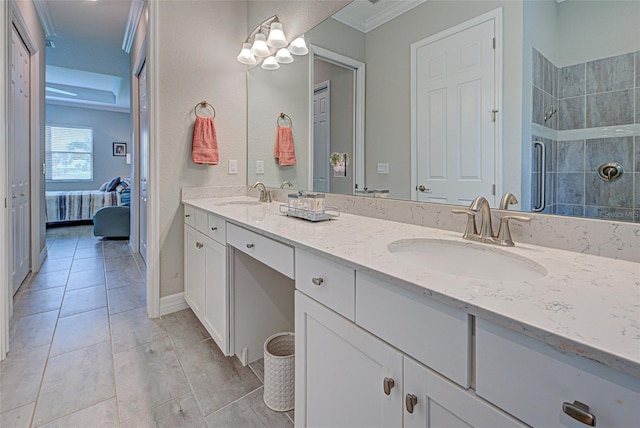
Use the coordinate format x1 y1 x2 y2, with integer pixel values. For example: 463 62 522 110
182 196 639 427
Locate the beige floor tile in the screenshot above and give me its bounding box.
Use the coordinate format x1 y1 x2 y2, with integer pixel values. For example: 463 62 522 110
114 337 191 423
0 402 34 428
75 237 102 250
45 247 76 260
27 270 69 291
32 341 114 426
73 245 103 260
103 243 132 259
162 309 210 349
39 398 118 428
0 344 49 413
120 394 205 428
66 268 105 291
38 257 73 273
12 287 65 317
50 307 110 357
70 256 104 273
107 283 146 315
205 387 292 427
105 268 144 289
9 310 58 352
111 307 167 355
104 255 141 272
59 285 107 317
249 357 265 383
178 339 262 416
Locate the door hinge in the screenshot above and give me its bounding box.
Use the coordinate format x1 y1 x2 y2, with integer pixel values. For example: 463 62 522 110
492 184 496 195
492 37 496 49
491 109 498 122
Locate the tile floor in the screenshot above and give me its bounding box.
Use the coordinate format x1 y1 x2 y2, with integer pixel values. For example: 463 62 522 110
0 225 293 427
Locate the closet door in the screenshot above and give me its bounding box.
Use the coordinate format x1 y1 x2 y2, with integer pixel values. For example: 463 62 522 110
138 61 148 263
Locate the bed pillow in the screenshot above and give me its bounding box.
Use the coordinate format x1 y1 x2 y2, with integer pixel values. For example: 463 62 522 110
98 181 109 191
106 176 121 192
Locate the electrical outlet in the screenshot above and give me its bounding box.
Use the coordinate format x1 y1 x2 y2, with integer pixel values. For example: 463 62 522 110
228 160 238 174
256 160 264 174
377 163 389 174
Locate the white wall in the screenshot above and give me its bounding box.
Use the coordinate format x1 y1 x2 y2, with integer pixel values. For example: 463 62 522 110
45 105 132 191
157 0 248 297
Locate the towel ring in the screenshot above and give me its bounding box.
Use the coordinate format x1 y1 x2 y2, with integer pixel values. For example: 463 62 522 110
194 101 216 118
277 112 292 127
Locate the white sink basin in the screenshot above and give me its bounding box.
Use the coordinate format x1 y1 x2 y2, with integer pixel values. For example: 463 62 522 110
387 239 547 282
215 200 262 206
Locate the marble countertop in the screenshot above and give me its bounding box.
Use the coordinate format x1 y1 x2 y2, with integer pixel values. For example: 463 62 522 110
183 196 640 378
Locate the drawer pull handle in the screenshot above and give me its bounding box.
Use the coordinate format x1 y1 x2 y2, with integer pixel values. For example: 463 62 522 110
311 277 324 286
195 242 203 249
383 377 395 395
185 214 191 218
406 394 417 414
562 401 596 426
246 243 254 249
211 227 218 231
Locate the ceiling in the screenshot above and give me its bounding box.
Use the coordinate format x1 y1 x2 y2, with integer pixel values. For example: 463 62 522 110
333 0 428 33
37 0 138 112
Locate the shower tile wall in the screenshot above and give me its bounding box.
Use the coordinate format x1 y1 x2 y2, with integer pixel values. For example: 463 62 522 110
531 49 640 223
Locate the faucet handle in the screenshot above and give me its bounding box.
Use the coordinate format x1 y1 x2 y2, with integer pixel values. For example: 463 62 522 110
497 215 531 246
451 209 478 238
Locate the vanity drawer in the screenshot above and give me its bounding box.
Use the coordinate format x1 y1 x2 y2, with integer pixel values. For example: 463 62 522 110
194 207 209 235
295 250 355 321
476 319 640 427
184 205 195 227
355 272 471 387
207 213 226 245
226 223 294 279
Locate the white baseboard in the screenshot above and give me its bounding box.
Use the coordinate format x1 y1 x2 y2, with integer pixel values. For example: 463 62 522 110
159 292 188 316
39 247 48 267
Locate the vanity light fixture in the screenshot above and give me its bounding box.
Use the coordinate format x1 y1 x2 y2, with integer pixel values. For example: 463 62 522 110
236 15 308 68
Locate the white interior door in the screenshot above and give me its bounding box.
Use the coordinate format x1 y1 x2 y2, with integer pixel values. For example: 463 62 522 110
138 62 148 264
413 18 496 206
10 26 31 294
313 82 330 193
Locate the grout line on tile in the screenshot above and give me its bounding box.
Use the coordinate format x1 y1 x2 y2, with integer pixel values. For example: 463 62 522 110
201 385 265 419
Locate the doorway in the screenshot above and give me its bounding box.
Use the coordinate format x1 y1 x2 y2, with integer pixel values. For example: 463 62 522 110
411 10 502 206
138 61 148 264
313 81 330 193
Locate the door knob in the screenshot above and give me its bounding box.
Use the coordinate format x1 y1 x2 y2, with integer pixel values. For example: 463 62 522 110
383 377 395 395
416 185 430 192
406 394 418 414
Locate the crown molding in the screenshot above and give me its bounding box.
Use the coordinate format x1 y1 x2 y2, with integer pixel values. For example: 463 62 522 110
122 0 144 53
33 0 56 37
333 0 428 33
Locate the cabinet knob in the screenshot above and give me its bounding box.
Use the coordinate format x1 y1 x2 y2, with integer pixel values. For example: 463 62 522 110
195 242 203 249
311 277 324 286
383 377 395 395
246 243 254 249
562 401 596 426
185 214 191 218
211 227 218 231
406 394 417 414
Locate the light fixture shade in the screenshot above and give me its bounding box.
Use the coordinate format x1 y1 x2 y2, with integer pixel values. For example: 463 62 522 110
261 56 280 70
288 35 308 55
275 48 293 64
251 33 271 57
266 22 288 48
237 43 257 65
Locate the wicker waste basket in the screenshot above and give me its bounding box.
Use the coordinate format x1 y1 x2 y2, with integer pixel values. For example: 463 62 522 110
263 332 295 412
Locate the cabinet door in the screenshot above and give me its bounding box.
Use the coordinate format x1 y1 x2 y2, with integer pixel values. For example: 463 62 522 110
404 357 526 428
295 291 403 427
204 238 228 355
184 225 206 318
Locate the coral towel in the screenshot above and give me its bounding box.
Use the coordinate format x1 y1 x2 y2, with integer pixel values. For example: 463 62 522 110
192 116 219 165
274 126 296 166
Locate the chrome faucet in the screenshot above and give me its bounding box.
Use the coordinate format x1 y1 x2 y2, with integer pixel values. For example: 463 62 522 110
280 180 293 189
251 181 272 202
453 195 531 246
499 192 518 210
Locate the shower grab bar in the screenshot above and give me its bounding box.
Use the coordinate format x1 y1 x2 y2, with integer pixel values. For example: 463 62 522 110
532 139 546 212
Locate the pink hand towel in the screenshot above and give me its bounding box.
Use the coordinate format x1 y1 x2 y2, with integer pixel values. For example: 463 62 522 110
274 126 296 166
192 116 219 165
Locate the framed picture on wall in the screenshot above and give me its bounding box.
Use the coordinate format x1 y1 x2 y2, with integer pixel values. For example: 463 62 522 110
113 142 126 156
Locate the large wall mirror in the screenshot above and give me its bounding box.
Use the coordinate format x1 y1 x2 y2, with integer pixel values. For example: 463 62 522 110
247 0 639 223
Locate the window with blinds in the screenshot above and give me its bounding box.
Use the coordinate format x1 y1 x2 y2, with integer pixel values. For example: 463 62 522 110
45 125 93 181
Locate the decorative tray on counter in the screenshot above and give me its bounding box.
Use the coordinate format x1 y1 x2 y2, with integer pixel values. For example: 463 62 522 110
279 204 340 222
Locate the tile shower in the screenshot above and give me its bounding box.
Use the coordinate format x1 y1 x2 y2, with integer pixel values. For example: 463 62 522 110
531 49 639 223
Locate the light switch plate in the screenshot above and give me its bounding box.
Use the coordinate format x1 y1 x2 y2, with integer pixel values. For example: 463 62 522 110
228 160 238 174
377 163 389 174
256 160 264 174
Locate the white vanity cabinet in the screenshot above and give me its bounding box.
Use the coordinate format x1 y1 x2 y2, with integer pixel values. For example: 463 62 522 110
476 319 640 427
183 207 229 355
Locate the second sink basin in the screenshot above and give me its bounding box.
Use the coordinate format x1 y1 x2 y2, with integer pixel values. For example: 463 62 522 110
387 239 546 282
